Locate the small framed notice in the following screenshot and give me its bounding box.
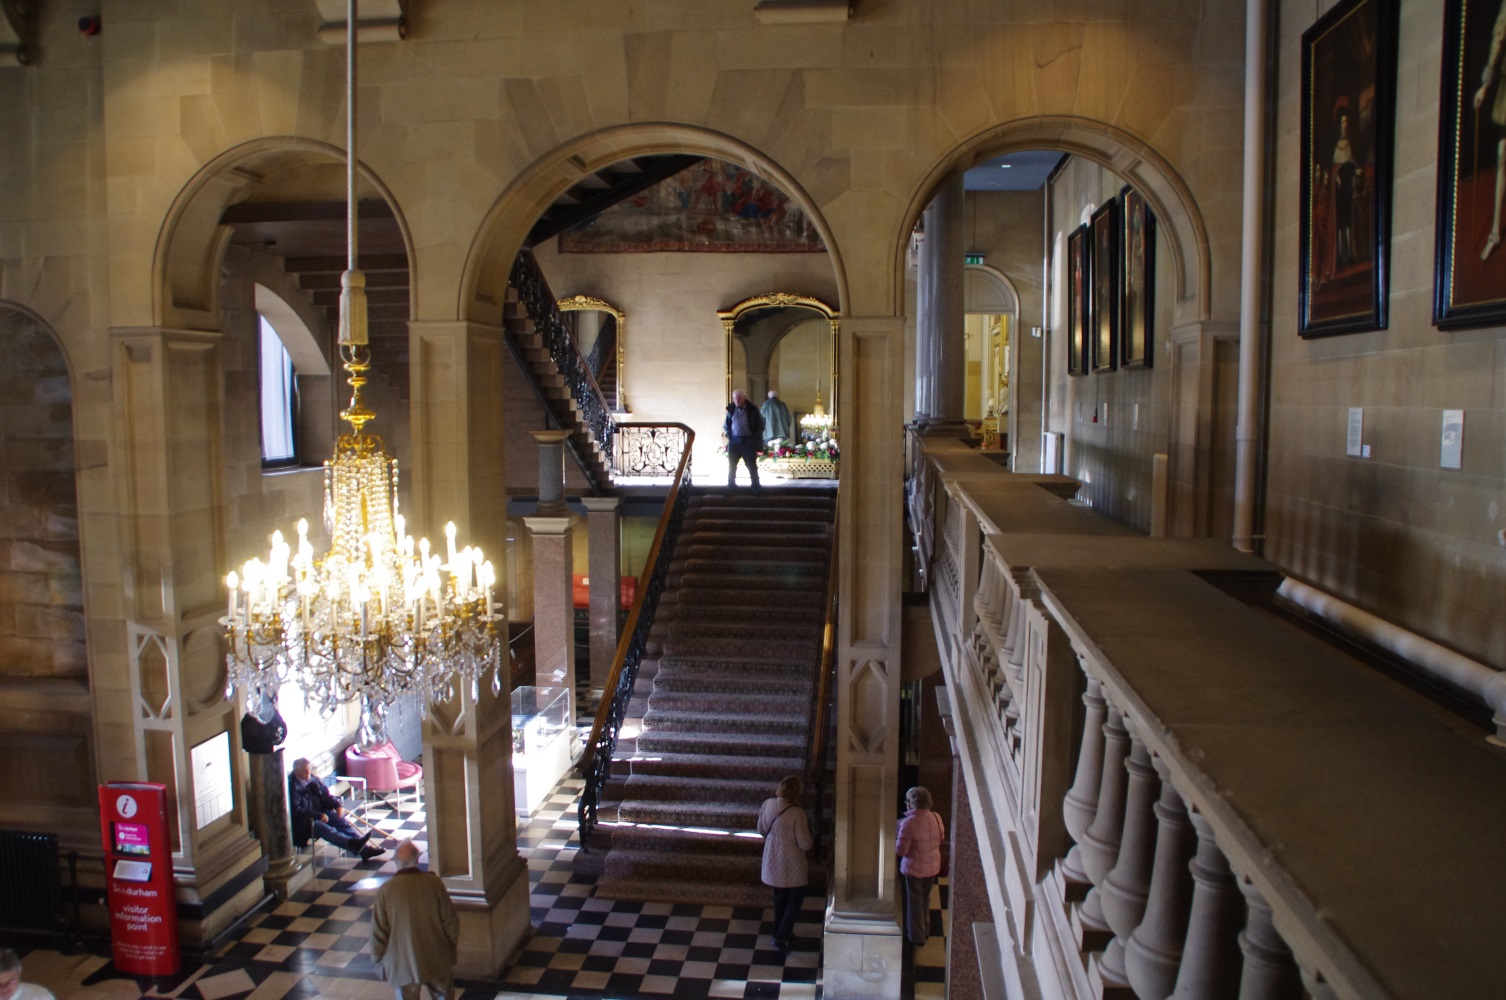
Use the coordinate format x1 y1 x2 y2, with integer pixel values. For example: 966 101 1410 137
1346 408 1364 457
1440 410 1464 470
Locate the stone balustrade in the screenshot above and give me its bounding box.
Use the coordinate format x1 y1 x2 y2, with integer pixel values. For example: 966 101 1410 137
912 431 1506 1000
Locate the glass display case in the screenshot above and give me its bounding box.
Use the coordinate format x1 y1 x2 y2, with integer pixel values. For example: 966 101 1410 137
511 685 571 815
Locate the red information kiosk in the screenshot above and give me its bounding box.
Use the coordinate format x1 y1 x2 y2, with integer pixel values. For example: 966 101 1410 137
98 781 180 976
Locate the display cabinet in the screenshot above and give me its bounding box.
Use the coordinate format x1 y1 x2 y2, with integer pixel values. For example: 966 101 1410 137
511 685 571 815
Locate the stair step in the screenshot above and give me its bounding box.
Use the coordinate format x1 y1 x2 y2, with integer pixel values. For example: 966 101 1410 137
659 636 819 660
678 558 827 578
636 730 805 757
617 752 803 781
686 531 834 549
674 572 825 593
670 602 825 623
646 690 810 717
617 797 762 829
652 670 815 697
685 543 829 564
621 773 775 803
642 709 807 736
666 619 822 641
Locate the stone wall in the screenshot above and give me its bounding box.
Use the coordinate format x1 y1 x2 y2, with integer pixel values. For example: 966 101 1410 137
1047 157 1176 532
1265 0 1506 668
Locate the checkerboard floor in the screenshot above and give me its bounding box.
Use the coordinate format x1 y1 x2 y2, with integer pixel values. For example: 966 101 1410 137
19 734 948 1000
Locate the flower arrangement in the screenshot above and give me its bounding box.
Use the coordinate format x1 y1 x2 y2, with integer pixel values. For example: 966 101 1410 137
759 434 839 462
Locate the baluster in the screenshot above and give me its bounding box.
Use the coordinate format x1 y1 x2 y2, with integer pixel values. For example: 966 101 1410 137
1061 675 1108 888
1170 810 1246 999
1237 879 1302 1000
1074 703 1131 952
1000 582 1023 658
1125 757 1195 1000
1098 729 1160 985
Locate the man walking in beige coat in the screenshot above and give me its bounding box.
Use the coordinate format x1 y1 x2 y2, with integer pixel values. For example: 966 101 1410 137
371 840 459 1000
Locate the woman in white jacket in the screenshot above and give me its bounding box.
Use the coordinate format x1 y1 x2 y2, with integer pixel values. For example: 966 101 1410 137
757 775 813 953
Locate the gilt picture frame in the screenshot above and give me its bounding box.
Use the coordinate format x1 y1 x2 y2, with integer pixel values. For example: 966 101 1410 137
1091 200 1119 373
1298 0 1398 337
1067 224 1090 377
1120 186 1155 368
1433 0 1506 329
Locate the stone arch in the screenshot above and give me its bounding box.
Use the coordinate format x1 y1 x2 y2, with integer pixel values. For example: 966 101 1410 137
153 137 418 333
964 264 1019 317
898 117 1213 323
459 124 850 327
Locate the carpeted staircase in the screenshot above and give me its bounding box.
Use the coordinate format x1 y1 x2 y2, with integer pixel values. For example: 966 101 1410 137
590 486 836 906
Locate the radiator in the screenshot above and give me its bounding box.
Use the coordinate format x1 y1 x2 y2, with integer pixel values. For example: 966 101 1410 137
0 830 60 934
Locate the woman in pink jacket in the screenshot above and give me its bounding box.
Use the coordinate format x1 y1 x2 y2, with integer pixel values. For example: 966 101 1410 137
895 785 945 946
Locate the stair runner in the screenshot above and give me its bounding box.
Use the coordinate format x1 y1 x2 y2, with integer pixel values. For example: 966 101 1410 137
593 487 836 907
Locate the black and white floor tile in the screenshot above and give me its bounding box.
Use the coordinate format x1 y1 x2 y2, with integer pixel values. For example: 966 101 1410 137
17 761 947 1000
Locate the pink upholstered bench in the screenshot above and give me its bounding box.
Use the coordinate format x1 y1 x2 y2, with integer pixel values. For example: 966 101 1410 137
344 741 423 818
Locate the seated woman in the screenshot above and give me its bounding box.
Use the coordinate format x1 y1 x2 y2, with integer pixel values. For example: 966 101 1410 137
288 757 384 861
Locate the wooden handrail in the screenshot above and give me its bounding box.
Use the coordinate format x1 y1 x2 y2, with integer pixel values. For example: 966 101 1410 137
577 424 694 778
806 484 840 777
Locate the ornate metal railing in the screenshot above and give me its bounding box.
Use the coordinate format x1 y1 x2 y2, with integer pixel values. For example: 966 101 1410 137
613 422 691 479
509 250 615 455
577 426 694 845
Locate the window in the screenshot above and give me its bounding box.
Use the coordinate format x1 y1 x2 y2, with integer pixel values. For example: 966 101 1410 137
259 315 297 465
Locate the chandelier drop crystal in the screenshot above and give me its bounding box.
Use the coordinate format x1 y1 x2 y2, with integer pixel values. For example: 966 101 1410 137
220 0 503 743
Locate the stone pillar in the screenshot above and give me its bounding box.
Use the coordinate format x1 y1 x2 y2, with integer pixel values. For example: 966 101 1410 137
1237 880 1303 1000
407 320 529 978
112 327 265 949
914 228 934 422
533 428 571 512
1170 811 1247 998
919 174 966 428
1125 758 1196 1000
581 496 622 694
825 316 905 1000
246 749 311 900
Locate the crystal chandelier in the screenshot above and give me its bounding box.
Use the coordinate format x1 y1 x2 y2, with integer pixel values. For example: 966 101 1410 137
221 0 503 742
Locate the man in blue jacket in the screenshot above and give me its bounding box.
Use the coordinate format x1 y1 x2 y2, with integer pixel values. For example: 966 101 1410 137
724 389 765 492
289 757 384 861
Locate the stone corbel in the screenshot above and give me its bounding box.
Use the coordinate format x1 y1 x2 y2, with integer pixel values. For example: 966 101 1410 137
313 0 408 44
753 0 853 24
0 0 37 66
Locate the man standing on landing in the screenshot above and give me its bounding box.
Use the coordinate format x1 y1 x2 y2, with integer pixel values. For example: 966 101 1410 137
724 389 764 493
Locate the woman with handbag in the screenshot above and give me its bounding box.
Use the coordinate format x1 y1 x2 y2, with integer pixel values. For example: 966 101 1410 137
896 785 945 947
757 775 813 954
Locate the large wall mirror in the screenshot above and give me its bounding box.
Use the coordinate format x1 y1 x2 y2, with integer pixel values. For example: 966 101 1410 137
717 293 839 435
557 294 627 413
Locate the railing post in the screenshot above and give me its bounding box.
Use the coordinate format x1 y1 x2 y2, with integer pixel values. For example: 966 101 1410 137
1237 879 1303 1000
1098 728 1160 985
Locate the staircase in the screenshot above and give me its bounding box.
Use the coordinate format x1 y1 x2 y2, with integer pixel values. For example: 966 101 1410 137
591 487 836 906
502 252 614 490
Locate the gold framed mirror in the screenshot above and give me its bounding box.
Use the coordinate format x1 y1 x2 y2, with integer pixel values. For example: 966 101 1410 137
717 292 839 434
557 293 628 412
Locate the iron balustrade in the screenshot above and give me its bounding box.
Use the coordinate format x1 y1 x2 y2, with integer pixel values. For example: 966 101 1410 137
613 422 692 479
577 426 694 845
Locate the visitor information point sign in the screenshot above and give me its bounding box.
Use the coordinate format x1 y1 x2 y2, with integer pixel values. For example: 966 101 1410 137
98 782 180 976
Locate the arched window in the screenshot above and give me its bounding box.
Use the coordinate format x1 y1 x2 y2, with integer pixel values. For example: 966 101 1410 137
258 314 298 466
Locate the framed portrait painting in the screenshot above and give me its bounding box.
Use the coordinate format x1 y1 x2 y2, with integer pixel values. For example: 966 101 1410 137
1433 0 1506 329
1298 0 1399 338
1090 200 1118 372
1120 186 1155 368
1067 224 1090 376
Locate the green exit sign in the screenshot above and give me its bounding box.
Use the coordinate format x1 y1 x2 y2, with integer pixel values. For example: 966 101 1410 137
964 253 985 265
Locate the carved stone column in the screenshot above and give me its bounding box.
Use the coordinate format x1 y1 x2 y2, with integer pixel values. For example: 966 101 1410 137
1125 757 1196 1000
1237 879 1302 1000
407 320 528 977
112 327 265 948
581 496 622 695
1170 811 1247 998
825 317 905 1000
